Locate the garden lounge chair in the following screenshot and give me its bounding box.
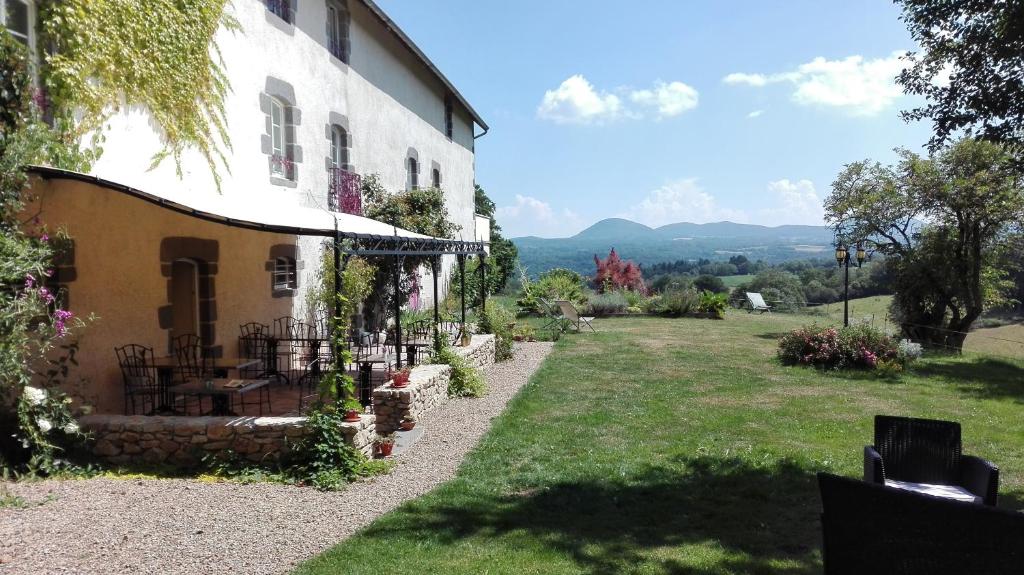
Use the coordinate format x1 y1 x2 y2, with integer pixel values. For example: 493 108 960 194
818 472 1024 574
864 415 999 506
537 297 565 331
554 300 595 333
745 292 771 314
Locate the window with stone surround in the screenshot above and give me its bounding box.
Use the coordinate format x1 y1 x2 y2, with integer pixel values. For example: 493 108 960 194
325 0 350 63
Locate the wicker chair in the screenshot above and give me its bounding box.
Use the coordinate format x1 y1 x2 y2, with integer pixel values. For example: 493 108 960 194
818 473 1024 574
865 415 999 505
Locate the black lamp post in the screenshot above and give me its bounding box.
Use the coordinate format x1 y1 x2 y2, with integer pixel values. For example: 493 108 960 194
835 242 867 327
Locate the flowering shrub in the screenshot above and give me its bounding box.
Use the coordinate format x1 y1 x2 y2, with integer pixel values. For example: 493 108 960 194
898 339 923 363
777 324 903 370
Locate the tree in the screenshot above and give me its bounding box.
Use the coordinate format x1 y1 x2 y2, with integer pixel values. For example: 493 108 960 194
593 248 645 293
826 139 1024 351
474 184 518 294
896 0 1024 154
693 274 727 294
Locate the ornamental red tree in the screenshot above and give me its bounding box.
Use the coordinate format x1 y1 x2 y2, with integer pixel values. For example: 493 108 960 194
593 248 646 293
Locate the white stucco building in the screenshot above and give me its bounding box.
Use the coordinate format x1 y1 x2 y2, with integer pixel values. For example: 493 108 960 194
23 0 488 413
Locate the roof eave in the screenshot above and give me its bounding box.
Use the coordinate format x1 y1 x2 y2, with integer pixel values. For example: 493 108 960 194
358 0 489 134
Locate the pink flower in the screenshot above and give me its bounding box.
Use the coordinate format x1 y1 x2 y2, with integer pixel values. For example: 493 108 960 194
40 234 49 242
24 273 35 289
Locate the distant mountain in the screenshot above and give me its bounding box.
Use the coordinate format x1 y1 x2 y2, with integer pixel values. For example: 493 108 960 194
573 218 655 241
512 218 835 277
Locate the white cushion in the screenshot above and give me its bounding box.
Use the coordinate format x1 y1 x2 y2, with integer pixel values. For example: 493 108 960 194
885 479 981 504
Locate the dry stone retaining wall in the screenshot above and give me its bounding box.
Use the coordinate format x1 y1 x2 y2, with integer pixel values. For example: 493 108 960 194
372 364 451 434
79 414 375 467
454 334 496 368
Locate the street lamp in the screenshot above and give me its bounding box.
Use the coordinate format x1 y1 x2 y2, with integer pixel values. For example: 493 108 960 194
835 242 867 327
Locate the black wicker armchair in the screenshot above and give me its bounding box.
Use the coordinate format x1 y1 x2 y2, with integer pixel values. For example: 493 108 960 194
818 473 1024 574
864 415 999 506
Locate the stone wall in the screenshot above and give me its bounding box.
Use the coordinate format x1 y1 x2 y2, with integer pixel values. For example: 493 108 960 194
372 364 451 434
78 336 496 467
79 413 375 467
453 334 496 368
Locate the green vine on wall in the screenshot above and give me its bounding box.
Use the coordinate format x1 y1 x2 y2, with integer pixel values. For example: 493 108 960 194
39 0 238 188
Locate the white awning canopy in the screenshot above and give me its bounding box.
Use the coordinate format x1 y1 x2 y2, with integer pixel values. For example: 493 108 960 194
29 165 438 242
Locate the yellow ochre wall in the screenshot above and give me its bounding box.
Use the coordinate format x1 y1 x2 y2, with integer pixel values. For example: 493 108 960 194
30 178 304 413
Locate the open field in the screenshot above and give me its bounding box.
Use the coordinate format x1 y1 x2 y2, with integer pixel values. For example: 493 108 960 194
297 311 1024 574
719 274 751 288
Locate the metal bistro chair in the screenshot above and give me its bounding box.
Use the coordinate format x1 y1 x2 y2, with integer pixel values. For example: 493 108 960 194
172 334 211 415
440 319 462 346
115 344 160 415
239 324 288 387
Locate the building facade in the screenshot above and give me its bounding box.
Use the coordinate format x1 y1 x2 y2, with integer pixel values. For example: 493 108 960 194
24 0 488 413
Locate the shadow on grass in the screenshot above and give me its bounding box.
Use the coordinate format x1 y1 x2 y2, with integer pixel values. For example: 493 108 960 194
362 455 822 575
914 357 1024 402
753 332 789 341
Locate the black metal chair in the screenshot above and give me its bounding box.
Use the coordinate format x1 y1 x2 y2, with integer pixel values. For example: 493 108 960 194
864 415 999 506
818 472 1024 574
239 322 269 357
172 334 210 414
115 344 159 415
274 315 299 338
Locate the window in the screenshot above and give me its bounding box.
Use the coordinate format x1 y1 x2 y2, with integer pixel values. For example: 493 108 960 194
326 2 349 62
330 125 348 168
2 0 30 46
407 157 419 190
444 96 454 140
431 168 441 189
273 257 297 291
265 0 292 23
269 97 293 178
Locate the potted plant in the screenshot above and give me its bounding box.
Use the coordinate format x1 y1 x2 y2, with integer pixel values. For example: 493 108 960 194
376 433 396 457
460 331 472 347
400 413 417 431
391 367 411 388
343 403 362 423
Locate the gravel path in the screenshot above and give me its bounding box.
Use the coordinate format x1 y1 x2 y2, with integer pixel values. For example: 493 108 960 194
0 343 553 575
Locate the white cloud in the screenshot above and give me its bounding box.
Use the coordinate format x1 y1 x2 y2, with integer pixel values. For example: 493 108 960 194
496 194 584 238
619 179 749 228
747 109 764 118
537 75 623 125
757 179 825 225
724 72 770 87
629 81 699 119
538 75 698 124
723 52 907 116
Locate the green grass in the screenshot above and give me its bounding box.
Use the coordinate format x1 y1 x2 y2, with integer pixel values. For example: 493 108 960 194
296 311 1024 575
719 274 752 288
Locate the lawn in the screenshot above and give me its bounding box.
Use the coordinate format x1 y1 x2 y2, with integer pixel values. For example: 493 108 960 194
296 311 1024 575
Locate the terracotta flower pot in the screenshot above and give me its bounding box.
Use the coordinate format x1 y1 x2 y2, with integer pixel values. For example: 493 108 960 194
377 443 394 456
400 421 416 431
343 409 362 423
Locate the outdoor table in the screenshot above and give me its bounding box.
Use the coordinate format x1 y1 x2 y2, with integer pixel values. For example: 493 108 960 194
354 351 390 406
402 339 432 366
260 335 325 385
167 378 271 416
147 356 261 414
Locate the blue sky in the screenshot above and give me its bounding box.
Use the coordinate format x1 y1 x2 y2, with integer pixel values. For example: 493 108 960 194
377 0 934 238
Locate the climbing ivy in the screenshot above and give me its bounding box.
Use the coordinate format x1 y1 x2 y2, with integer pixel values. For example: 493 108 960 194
39 0 238 188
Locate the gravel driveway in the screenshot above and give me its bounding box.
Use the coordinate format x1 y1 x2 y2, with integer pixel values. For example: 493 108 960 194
0 342 553 575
